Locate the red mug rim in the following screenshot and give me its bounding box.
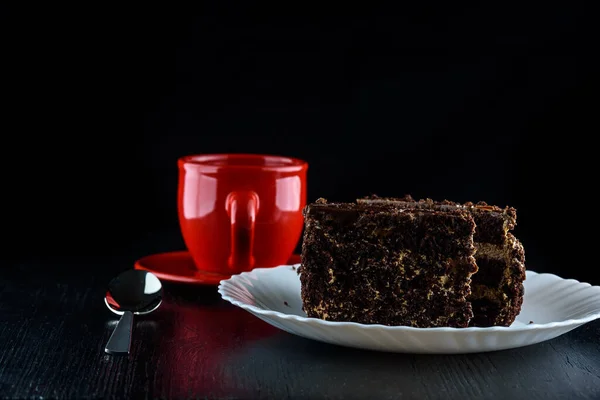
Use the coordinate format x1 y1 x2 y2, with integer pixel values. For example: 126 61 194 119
178 153 308 172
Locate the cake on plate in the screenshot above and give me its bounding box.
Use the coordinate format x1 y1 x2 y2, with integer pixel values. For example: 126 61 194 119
299 195 526 328
299 198 479 328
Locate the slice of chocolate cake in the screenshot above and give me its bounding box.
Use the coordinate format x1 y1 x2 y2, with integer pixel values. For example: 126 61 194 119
299 198 478 328
358 195 526 327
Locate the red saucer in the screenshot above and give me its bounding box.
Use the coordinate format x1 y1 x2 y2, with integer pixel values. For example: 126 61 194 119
134 251 301 285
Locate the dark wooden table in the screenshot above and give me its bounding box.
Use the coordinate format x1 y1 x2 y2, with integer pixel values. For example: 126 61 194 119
1 233 600 399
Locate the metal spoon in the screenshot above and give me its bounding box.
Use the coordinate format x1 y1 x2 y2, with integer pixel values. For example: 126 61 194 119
104 270 163 355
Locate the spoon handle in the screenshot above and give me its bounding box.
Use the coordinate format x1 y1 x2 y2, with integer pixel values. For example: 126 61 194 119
105 311 134 355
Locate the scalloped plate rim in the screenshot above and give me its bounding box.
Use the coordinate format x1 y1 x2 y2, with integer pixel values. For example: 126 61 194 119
218 265 600 333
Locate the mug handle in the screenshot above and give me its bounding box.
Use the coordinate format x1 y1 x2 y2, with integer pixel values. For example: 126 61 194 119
225 191 260 272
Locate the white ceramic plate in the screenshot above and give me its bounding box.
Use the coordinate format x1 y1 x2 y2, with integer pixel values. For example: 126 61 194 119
218 265 600 354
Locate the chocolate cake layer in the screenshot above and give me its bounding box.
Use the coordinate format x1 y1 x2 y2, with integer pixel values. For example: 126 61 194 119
469 257 506 287
469 233 526 327
358 195 526 327
300 198 478 328
358 195 516 245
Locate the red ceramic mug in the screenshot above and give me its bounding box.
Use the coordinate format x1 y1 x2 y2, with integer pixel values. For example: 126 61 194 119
178 154 308 275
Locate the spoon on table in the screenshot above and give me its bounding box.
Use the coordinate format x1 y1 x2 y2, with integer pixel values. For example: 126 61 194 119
104 270 163 355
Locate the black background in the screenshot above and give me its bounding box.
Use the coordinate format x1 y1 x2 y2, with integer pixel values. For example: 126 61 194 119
3 8 597 284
